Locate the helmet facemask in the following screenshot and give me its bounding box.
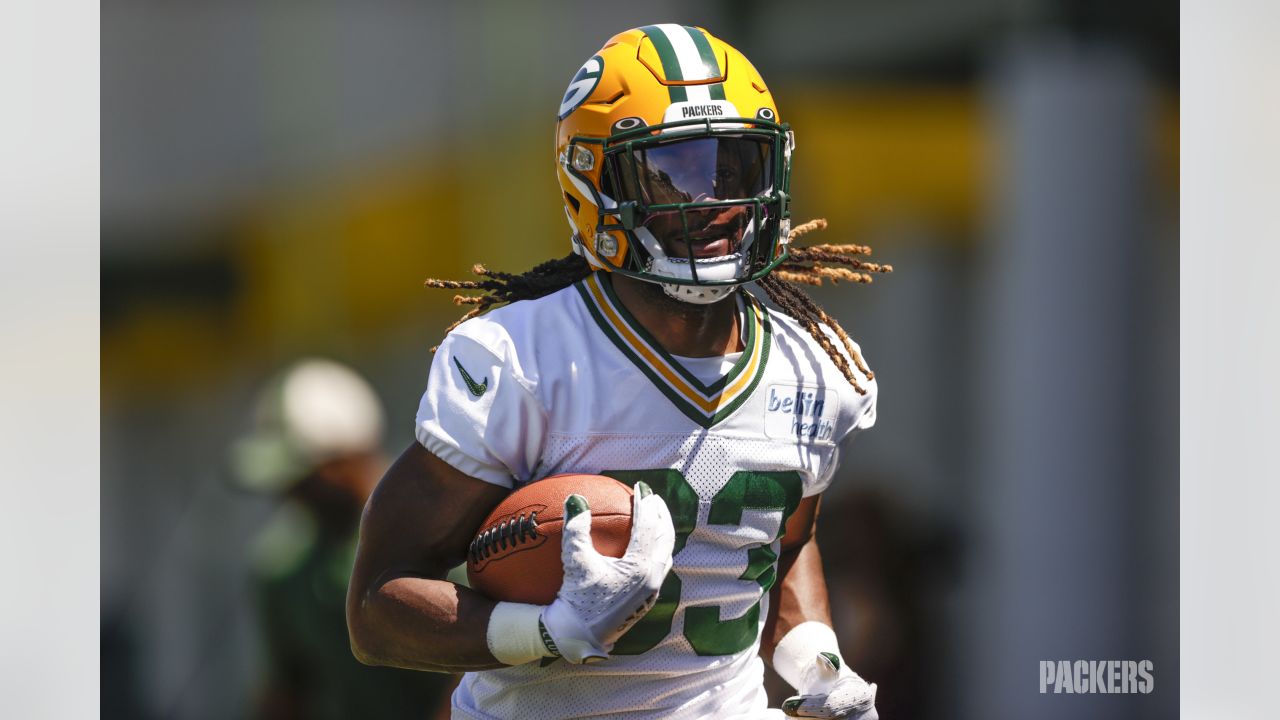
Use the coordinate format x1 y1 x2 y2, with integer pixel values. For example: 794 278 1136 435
567 117 794 304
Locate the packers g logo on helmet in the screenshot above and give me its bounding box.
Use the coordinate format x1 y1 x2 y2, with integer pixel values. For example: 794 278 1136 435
555 25 795 305
559 55 604 120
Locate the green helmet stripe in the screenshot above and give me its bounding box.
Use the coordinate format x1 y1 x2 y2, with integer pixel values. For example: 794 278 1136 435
641 24 687 103
640 25 685 81
684 26 721 78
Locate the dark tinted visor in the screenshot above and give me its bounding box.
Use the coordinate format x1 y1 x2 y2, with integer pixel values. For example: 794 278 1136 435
610 136 773 206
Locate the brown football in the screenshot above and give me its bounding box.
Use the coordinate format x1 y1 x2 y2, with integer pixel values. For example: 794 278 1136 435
466 474 634 605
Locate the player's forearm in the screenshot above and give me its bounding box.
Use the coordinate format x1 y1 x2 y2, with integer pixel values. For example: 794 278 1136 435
347 574 505 673
762 533 834 665
346 442 514 673
764 534 878 717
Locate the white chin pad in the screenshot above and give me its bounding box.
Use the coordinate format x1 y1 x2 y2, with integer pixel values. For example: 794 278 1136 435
661 282 735 304
649 253 747 305
633 217 763 305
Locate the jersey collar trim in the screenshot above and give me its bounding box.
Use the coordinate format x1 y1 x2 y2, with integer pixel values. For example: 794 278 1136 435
575 272 771 428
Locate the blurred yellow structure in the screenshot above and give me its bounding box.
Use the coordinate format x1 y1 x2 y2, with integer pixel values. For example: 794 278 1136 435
102 88 1176 409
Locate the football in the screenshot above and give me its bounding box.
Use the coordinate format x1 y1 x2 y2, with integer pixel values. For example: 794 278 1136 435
466 474 634 605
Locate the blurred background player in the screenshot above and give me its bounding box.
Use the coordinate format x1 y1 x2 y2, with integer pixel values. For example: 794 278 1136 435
233 358 454 719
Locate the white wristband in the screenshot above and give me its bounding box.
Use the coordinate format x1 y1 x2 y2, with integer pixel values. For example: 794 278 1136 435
485 602 556 666
772 621 848 693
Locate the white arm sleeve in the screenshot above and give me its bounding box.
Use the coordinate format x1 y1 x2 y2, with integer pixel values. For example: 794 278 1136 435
415 332 547 489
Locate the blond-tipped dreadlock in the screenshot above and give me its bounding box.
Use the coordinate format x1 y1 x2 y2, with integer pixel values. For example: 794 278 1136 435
424 219 891 394
757 218 892 394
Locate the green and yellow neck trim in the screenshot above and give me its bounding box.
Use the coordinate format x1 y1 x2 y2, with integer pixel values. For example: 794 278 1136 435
576 272 772 428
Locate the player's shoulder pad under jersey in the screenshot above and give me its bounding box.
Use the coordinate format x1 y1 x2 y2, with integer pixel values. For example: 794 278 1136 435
765 309 868 371
418 329 548 488
441 286 584 389
764 306 879 437
432 316 536 407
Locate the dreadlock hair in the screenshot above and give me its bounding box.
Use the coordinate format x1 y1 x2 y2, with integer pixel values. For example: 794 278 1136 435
424 218 892 394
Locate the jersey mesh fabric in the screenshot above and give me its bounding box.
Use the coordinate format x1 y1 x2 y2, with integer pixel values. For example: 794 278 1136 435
453 431 839 720
415 281 878 720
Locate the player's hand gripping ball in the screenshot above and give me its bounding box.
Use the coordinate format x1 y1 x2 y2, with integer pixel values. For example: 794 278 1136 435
468 474 676 664
466 474 638 605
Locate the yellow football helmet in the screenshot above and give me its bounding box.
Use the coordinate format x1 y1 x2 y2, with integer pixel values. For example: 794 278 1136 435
556 25 794 304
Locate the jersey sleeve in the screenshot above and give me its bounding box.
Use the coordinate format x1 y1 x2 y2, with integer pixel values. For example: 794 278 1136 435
415 331 547 489
837 333 878 441
810 339 879 496
847 376 878 436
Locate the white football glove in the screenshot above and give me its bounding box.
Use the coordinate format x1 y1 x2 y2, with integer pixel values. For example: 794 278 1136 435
537 480 675 664
775 621 878 719
780 652 878 719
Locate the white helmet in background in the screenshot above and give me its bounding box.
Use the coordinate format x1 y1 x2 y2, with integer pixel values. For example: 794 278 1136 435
232 358 385 493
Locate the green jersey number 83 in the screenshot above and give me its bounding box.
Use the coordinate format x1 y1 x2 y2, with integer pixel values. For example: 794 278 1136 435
603 469 804 656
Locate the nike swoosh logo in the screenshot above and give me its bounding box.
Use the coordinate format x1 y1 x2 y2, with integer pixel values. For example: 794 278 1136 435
452 356 489 397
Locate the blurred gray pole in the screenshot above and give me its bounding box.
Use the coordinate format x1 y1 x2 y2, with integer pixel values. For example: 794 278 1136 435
966 39 1148 720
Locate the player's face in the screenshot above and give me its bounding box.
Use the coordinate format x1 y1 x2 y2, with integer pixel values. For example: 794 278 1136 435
611 136 773 259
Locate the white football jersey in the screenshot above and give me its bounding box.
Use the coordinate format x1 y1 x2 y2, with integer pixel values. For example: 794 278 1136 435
416 272 877 720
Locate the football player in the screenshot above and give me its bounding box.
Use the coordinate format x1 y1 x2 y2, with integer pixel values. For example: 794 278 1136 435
347 25 889 720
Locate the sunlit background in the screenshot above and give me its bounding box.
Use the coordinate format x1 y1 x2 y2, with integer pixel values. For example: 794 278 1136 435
101 2 1177 718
